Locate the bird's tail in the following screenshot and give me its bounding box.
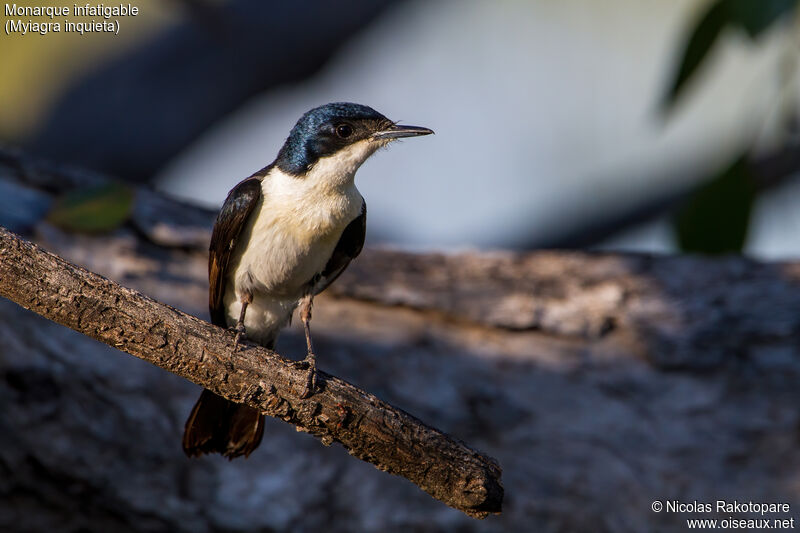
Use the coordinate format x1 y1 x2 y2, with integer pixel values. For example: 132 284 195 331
182 388 265 459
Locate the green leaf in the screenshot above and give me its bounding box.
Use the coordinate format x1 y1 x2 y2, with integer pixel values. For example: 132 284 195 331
663 0 798 110
47 183 134 233
728 0 797 37
663 0 728 109
673 155 756 254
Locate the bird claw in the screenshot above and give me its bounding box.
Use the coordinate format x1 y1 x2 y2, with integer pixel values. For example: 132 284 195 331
231 324 246 353
298 351 317 399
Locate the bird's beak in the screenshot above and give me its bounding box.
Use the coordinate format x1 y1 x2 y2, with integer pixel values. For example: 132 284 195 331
372 124 434 140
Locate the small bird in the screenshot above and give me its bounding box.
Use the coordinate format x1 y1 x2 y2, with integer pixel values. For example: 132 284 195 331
182 102 433 459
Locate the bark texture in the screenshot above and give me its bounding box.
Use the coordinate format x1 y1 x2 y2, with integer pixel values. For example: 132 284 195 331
1 148 799 532
0 227 502 519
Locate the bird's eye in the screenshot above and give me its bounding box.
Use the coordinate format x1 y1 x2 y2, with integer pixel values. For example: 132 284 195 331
335 124 353 138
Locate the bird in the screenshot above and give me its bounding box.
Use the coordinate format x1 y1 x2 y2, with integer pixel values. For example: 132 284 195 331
182 102 433 459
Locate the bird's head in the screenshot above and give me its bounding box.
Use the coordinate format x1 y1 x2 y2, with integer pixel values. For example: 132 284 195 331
275 102 433 179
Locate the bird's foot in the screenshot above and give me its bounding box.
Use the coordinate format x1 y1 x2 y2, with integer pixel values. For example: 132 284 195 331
231 323 246 353
298 350 317 399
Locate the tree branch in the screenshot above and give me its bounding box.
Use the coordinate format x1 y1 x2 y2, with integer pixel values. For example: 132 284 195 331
0 226 503 519
532 142 800 249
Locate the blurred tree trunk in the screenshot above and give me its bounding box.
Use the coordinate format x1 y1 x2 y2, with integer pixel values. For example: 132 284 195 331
1 147 799 532
27 0 399 183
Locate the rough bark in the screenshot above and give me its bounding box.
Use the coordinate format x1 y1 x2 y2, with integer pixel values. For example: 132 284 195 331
0 226 502 519
1 148 799 532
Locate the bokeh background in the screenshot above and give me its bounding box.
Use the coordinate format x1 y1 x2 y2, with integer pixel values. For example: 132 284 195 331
3 0 799 256
2 2 800 532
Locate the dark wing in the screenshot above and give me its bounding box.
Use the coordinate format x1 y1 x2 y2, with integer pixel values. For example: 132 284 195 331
312 200 366 295
208 177 262 326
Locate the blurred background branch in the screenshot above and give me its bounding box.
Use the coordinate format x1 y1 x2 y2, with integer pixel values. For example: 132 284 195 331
3 0 800 254
2 1 800 531
23 0 398 183
2 146 800 531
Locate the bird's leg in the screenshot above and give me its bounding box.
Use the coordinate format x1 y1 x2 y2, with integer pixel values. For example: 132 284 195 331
233 291 252 353
299 293 316 398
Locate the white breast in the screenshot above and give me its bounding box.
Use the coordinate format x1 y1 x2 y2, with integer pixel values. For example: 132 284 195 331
221 140 375 343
